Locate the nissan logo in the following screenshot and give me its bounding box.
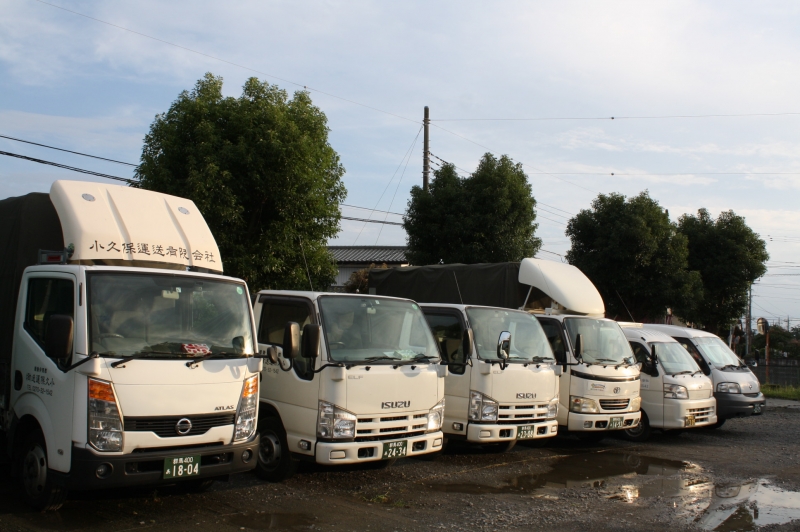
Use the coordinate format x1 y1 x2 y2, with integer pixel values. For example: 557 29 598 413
175 418 192 436
613 387 621 394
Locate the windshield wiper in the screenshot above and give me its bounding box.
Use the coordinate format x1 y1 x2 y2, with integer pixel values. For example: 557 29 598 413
185 352 236 367
719 364 739 371
692 369 704 376
363 355 402 363
670 370 694 376
110 350 174 368
409 353 438 363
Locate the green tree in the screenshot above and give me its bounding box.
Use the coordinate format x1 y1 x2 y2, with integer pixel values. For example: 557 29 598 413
677 209 768 334
135 73 346 290
404 154 541 265
566 191 701 322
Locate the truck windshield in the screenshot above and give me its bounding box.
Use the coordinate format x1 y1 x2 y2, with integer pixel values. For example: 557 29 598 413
466 307 554 362
564 318 633 365
318 296 439 364
88 273 253 359
651 342 701 375
693 336 742 368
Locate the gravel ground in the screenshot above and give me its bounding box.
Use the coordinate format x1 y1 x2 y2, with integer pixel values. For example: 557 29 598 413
0 405 799 531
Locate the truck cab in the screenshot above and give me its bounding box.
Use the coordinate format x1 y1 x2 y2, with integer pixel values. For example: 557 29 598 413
419 304 559 451
252 291 445 480
619 324 716 440
643 324 766 427
0 181 260 510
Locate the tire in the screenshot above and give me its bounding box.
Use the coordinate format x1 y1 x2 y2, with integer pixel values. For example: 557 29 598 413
16 427 68 511
576 432 606 444
487 440 516 453
707 418 726 430
255 417 297 482
622 412 651 442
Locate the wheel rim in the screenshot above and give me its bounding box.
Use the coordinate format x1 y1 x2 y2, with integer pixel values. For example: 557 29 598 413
22 444 47 499
626 417 647 437
258 432 282 471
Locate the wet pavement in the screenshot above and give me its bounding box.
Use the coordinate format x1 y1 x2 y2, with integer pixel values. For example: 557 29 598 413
0 405 799 531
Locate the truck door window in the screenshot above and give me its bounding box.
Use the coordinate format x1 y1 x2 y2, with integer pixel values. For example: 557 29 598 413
25 278 74 353
258 299 313 380
537 318 566 365
674 338 711 375
422 311 466 375
629 341 657 376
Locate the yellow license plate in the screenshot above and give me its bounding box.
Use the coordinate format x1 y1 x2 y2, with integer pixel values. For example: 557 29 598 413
685 415 696 427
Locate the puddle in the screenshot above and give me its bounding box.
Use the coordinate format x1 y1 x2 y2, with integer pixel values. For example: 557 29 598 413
694 481 800 531
427 451 693 495
227 511 315 530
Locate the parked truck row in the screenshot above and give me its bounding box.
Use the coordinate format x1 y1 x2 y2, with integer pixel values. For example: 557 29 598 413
0 181 766 511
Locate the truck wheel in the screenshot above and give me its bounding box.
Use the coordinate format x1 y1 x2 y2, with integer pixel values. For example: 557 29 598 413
622 413 651 442
707 418 726 430
255 417 297 482
17 428 67 511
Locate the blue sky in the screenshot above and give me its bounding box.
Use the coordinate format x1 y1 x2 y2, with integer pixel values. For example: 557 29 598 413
2 0 800 325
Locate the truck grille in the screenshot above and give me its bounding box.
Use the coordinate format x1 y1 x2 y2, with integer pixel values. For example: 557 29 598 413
497 403 548 424
688 406 715 424
124 413 235 438
355 412 428 441
599 399 629 411
688 389 712 400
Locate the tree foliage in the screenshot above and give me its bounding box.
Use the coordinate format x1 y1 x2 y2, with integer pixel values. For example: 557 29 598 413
676 209 768 334
344 263 387 293
566 191 701 322
404 154 542 265
135 73 346 290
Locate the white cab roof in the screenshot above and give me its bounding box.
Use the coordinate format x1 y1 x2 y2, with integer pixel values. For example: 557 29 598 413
51 180 222 272
518 258 604 316
642 324 717 339
620 324 678 343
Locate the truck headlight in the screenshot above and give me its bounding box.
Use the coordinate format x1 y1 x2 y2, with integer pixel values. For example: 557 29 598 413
569 396 599 413
717 382 741 394
317 401 356 439
88 378 123 452
234 375 259 441
664 384 689 399
468 391 498 422
427 398 445 432
547 397 559 419
630 396 641 411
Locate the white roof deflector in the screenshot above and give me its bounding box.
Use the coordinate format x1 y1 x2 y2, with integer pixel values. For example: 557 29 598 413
518 258 604 316
50 180 223 273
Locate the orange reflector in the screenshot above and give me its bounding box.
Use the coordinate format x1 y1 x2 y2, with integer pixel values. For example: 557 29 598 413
242 375 258 398
89 378 116 402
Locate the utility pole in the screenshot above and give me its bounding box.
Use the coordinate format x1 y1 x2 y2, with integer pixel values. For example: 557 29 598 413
745 284 752 358
423 106 430 192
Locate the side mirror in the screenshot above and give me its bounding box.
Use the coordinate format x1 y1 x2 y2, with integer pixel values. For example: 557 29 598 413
497 331 511 360
574 334 584 362
45 314 73 363
302 324 321 360
462 328 474 358
283 322 300 361
648 344 658 366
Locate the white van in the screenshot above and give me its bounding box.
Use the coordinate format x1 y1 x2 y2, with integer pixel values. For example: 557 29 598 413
643 325 765 427
252 291 445 480
419 304 559 452
619 325 716 440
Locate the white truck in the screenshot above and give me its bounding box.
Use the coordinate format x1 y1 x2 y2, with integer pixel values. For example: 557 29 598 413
419 304 559 452
251 291 445 480
369 258 641 442
0 181 261 510
619 324 716 440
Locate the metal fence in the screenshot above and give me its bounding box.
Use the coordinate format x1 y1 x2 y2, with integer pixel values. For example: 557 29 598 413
752 366 800 387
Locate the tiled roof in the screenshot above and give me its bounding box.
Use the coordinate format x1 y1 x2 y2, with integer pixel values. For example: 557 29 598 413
328 246 407 264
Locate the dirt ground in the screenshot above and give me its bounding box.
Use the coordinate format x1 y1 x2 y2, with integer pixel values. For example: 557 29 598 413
1 405 799 532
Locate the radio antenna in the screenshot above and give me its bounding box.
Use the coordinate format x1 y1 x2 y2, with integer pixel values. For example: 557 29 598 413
453 271 464 305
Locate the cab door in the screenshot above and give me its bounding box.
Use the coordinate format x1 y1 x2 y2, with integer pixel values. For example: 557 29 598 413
629 341 663 426
421 308 469 435
537 317 570 426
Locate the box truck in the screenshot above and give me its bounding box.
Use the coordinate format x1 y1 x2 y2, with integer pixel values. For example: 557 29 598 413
0 181 260 510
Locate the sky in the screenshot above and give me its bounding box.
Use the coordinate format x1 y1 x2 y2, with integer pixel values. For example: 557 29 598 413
2 0 800 326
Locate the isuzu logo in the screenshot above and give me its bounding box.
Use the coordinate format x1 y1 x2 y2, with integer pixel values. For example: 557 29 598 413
175 418 192 436
382 401 410 409
613 387 621 394
516 393 536 399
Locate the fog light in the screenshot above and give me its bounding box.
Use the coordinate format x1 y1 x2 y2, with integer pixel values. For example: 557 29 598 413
433 438 443 447
95 463 112 479
452 422 463 431
241 449 253 463
584 421 592 428
298 440 311 450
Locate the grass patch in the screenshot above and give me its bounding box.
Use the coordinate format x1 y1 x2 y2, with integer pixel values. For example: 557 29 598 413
762 384 800 400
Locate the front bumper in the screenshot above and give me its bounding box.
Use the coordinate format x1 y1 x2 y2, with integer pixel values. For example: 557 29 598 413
662 398 716 429
465 421 558 443
315 431 443 464
55 435 259 490
566 411 641 432
716 392 766 419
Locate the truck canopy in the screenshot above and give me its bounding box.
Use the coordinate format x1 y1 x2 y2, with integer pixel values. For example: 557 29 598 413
518 258 604 316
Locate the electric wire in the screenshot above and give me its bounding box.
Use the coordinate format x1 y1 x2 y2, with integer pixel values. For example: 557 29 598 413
374 128 421 244
341 216 402 226
0 150 135 183
341 204 403 217
0 134 137 166
433 112 800 121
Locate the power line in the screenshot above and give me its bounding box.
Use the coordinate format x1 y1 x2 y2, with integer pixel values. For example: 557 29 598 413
32 0 418 126
341 216 402 226
0 151 135 184
433 112 800 121
0 134 137 166
341 204 403 217
375 125 422 244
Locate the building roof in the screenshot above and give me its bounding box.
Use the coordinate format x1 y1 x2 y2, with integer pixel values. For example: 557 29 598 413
328 246 407 264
